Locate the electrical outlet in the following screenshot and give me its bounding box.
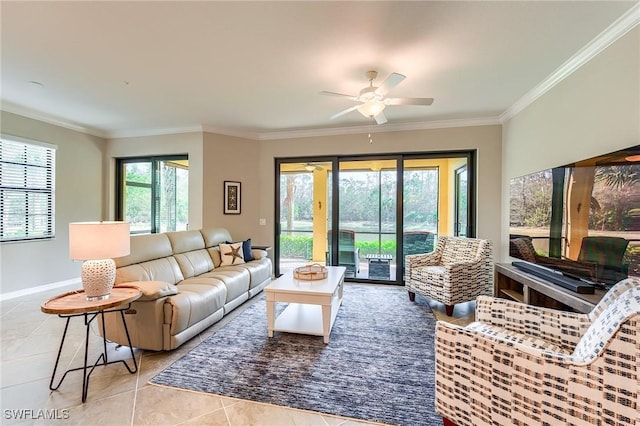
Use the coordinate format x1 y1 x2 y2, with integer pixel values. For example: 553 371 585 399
259 218 266 226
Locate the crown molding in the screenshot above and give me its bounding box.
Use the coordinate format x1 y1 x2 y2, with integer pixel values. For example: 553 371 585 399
201 125 260 140
106 125 204 139
1 101 108 138
257 117 501 140
500 2 640 123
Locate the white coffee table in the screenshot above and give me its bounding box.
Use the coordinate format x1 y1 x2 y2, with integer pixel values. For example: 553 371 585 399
265 266 345 343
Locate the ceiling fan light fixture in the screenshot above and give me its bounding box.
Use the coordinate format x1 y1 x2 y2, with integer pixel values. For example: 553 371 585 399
358 101 385 118
358 86 382 103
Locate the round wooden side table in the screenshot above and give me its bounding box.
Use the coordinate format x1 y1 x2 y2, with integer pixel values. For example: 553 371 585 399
41 286 142 402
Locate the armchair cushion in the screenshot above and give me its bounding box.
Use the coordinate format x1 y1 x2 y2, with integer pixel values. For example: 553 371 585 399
435 278 640 426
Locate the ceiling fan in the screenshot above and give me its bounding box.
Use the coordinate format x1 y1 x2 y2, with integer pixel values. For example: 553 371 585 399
303 162 324 171
321 70 434 125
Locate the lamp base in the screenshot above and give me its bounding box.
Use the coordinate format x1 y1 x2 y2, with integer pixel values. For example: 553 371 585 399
81 259 116 301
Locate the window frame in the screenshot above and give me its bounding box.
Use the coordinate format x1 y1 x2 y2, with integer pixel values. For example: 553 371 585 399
115 155 188 234
0 134 56 243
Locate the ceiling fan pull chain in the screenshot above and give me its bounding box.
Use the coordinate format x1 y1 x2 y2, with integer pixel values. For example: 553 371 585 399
368 117 374 144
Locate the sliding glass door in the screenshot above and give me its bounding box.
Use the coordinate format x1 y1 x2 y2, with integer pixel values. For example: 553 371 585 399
277 161 333 274
336 158 398 281
274 151 474 283
402 159 439 274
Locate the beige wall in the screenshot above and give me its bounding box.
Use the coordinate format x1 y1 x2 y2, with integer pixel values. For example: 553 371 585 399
202 132 261 238
0 111 107 294
254 125 503 256
105 132 205 229
502 27 640 261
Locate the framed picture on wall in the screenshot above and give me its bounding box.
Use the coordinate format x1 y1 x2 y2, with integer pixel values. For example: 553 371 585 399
224 181 241 214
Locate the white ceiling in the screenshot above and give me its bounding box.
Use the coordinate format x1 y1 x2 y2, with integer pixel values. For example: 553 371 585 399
1 1 638 140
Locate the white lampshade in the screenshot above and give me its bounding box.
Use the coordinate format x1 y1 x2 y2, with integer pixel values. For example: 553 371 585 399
69 221 130 260
69 221 130 300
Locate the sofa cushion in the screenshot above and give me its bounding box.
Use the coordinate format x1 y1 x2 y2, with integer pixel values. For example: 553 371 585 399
219 242 245 266
166 230 205 254
165 281 227 335
200 228 233 248
115 257 185 285
234 258 272 289
174 249 214 278
201 267 250 302
115 233 173 268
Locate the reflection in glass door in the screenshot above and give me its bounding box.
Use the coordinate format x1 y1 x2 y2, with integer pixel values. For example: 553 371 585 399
403 159 439 277
336 159 397 282
277 161 332 275
455 165 468 236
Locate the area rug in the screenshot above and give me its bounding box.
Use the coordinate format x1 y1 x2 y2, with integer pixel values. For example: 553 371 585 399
150 285 441 426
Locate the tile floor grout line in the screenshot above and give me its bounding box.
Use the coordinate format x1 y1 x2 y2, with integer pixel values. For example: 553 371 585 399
129 349 144 426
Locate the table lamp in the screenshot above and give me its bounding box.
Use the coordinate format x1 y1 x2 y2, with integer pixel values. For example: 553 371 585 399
69 221 130 301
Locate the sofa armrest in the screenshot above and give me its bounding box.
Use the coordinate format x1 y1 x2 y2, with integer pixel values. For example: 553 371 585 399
251 249 268 260
116 281 178 301
475 295 591 351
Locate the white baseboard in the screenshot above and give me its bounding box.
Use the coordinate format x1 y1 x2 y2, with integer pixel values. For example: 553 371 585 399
0 278 81 302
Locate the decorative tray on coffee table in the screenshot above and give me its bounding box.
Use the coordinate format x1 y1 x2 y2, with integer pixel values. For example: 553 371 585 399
293 264 328 281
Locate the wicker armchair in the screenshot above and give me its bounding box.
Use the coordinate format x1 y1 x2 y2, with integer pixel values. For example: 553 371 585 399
405 236 493 316
435 277 640 426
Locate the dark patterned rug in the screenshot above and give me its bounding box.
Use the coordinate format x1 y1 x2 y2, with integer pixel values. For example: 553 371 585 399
150 285 441 426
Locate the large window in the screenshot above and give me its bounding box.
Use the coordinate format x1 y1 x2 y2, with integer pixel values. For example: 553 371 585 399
0 135 56 242
116 156 188 234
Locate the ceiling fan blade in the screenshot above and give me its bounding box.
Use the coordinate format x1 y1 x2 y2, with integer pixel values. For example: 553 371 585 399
320 91 358 100
385 97 434 106
374 111 388 125
330 104 360 120
375 73 406 96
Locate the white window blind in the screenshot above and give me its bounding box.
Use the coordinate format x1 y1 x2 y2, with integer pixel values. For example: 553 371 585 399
0 136 56 242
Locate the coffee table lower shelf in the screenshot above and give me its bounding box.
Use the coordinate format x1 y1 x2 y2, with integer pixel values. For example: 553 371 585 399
272 297 342 339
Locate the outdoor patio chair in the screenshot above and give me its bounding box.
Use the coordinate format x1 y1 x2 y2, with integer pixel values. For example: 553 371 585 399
405 236 493 316
434 277 640 426
327 229 360 277
402 231 436 281
577 236 629 284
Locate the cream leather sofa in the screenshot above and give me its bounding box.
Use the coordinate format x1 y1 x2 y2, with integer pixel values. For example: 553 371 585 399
101 228 272 351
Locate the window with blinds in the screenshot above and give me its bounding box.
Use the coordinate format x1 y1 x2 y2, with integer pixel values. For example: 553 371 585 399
0 136 56 242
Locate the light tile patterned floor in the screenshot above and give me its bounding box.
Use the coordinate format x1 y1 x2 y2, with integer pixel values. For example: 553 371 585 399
0 284 473 425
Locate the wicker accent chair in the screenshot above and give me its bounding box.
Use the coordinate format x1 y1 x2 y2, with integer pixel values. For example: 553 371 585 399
405 236 493 316
435 277 640 426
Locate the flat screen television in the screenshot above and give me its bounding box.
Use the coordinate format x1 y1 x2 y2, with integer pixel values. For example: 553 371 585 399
509 145 639 285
